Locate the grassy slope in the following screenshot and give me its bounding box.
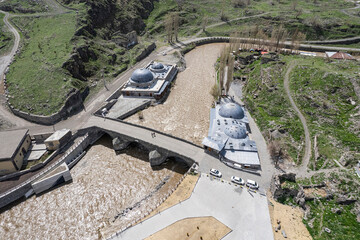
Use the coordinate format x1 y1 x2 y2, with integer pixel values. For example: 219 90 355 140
242 57 305 164
243 54 359 166
145 0 360 41
289 171 360 240
289 57 360 170
6 14 76 115
0 13 13 56
0 0 48 13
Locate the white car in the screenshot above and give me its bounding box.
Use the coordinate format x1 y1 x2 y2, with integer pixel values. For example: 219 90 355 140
231 176 245 185
210 168 222 178
246 179 259 189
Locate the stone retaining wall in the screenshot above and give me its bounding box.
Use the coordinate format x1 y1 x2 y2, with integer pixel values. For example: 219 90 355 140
106 164 199 240
0 131 97 210
0 149 59 182
136 43 156 62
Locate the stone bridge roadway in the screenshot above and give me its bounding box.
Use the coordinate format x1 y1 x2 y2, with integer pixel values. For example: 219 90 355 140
84 116 268 189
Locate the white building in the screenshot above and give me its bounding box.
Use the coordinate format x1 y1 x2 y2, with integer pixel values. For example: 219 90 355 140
202 97 260 169
121 61 178 100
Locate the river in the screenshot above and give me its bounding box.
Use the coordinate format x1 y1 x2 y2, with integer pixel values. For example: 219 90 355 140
0 136 187 239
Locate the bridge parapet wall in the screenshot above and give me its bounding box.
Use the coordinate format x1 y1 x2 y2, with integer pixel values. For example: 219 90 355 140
86 124 197 167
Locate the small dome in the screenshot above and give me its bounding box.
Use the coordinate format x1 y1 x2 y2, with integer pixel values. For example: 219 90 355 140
130 68 154 83
152 62 164 69
224 125 247 139
219 102 244 119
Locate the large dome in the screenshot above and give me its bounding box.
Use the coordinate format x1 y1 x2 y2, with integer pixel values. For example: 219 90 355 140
152 62 164 69
224 125 247 139
130 68 154 83
219 102 244 119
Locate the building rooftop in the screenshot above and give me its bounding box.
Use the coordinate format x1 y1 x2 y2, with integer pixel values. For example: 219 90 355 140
45 129 71 142
219 102 245 119
0 129 29 160
202 96 260 167
130 68 154 83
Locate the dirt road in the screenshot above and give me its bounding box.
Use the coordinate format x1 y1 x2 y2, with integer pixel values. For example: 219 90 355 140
283 62 312 173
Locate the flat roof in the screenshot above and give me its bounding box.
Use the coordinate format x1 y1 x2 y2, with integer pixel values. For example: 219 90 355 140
0 129 29 160
45 129 71 142
122 80 167 93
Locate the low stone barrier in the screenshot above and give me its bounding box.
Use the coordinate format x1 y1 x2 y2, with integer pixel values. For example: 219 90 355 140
0 150 59 182
0 132 93 209
136 43 156 62
3 82 89 125
106 164 198 239
100 116 202 149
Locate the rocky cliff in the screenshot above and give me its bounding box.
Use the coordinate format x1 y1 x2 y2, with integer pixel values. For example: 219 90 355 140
60 0 156 80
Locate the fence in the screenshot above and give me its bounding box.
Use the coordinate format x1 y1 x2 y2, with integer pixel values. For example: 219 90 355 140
106 164 199 239
0 133 90 209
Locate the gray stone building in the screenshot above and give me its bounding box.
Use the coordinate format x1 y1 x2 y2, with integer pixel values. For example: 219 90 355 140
0 129 31 175
121 61 178 100
202 97 260 169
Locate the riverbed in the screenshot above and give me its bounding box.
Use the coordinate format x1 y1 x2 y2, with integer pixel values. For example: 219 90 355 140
0 136 187 239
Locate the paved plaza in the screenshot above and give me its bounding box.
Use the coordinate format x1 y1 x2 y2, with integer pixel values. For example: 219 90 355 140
114 173 273 240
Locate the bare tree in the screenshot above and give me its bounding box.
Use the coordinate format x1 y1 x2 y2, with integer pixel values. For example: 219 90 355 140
173 12 180 42
165 13 173 43
164 12 180 43
271 24 288 52
202 16 208 32
268 140 283 167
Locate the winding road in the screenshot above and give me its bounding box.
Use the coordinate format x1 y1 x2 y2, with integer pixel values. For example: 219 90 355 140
283 62 312 173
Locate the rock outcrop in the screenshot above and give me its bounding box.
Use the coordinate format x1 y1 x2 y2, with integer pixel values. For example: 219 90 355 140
112 137 130 151
149 150 167 167
270 172 298 200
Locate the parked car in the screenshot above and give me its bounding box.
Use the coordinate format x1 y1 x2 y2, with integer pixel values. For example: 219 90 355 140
246 179 259 189
210 168 222 178
231 176 245 185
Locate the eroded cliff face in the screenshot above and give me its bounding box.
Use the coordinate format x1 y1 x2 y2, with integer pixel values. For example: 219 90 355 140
63 0 155 37
61 0 156 81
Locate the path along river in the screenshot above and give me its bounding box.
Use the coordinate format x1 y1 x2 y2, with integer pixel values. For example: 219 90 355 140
0 43 225 239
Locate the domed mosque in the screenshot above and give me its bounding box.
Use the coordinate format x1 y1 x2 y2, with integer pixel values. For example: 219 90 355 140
121 61 178 100
219 102 245 119
202 96 260 170
129 68 155 87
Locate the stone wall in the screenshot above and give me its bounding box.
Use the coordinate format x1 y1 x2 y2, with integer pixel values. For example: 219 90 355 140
136 43 156 62
0 131 101 210
0 149 59 182
3 75 89 125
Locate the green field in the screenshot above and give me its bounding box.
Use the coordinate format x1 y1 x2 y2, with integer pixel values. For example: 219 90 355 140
288 170 360 240
146 0 360 41
289 57 360 170
6 13 77 115
242 55 305 163
0 0 48 13
242 53 359 166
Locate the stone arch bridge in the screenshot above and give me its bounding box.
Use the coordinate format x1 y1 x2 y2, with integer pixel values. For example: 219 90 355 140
81 116 213 168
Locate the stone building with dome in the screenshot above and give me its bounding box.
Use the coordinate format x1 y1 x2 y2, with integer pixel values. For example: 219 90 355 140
121 61 178 100
202 96 260 169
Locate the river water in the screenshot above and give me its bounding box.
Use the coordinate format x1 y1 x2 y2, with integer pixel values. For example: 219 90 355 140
126 43 225 145
0 43 226 239
0 136 187 239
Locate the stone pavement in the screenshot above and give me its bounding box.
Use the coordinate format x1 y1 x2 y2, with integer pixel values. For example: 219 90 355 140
113 173 273 240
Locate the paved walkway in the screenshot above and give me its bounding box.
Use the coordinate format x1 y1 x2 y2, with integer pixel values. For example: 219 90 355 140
114 173 273 240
